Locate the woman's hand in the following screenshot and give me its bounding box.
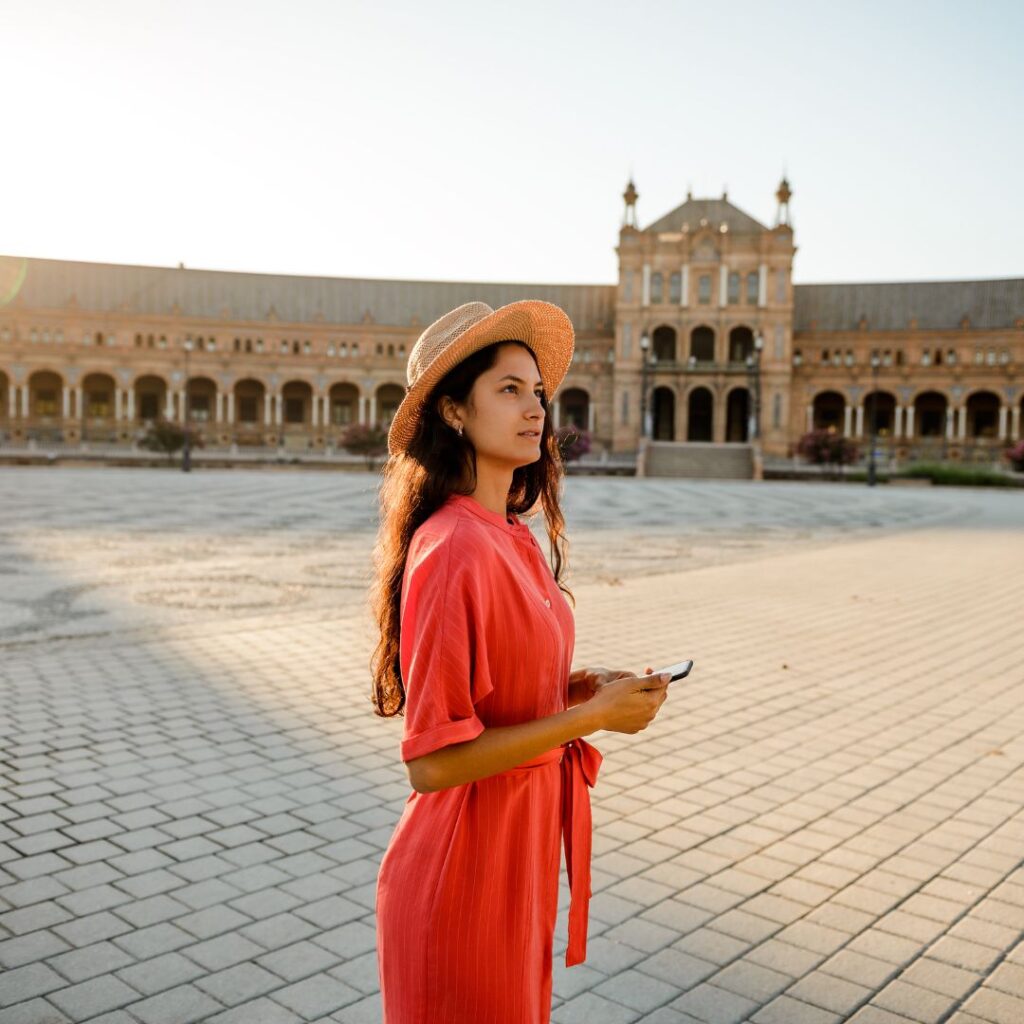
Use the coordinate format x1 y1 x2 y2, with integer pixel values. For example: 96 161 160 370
568 665 653 707
581 666 671 735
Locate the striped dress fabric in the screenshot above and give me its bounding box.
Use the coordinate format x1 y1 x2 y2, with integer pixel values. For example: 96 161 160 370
376 492 602 1023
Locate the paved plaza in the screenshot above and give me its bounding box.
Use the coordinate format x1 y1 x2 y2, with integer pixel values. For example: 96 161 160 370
0 467 1022 1024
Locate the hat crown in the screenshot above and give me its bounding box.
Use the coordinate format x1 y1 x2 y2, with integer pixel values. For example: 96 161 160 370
407 301 495 387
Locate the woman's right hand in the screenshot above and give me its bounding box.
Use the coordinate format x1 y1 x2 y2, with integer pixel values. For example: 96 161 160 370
583 664 671 735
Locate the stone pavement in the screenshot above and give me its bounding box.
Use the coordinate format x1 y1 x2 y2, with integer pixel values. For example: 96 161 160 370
0 469 1022 1023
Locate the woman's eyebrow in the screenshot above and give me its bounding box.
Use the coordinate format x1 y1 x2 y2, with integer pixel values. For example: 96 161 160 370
497 374 544 387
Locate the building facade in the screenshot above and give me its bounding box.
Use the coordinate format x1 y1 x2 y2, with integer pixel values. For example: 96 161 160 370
2 178 1022 463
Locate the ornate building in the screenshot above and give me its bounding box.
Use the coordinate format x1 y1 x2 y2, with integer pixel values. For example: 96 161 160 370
2 178 1022 469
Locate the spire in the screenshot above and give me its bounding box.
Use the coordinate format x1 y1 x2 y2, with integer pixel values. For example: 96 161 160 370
775 172 792 227
622 177 639 228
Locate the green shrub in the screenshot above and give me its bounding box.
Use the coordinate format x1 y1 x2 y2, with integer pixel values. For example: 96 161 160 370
897 462 1018 487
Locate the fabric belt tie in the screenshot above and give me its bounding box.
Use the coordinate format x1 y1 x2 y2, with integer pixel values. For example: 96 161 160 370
503 736 603 966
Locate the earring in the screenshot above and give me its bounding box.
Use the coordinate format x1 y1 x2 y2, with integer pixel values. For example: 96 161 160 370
456 424 464 437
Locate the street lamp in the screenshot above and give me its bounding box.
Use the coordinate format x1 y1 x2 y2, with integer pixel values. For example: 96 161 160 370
639 331 652 439
745 330 764 442
182 337 193 473
868 351 880 486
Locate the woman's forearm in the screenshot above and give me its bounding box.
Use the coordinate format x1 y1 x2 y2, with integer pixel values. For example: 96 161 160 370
408 702 601 793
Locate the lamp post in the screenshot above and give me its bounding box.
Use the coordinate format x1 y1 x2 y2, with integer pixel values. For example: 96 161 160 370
745 330 764 442
182 337 193 473
640 331 651 439
868 352 880 486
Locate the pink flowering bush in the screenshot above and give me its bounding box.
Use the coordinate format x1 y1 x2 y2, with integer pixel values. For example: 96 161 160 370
796 428 860 468
556 425 592 463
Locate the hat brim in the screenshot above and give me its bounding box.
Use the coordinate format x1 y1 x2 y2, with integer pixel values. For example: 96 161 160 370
386 300 575 456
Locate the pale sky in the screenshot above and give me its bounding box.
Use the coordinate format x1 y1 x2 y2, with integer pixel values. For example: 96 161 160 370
6 0 1022 287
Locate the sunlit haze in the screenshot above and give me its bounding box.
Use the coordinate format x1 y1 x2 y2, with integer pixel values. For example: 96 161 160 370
6 0 1022 285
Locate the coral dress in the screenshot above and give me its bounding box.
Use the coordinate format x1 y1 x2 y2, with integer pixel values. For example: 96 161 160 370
376 492 602 1024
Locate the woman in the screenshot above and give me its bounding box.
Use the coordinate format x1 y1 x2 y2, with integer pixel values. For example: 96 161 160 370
369 299 672 1023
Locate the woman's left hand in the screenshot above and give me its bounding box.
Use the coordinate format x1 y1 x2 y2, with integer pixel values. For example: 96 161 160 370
568 666 643 706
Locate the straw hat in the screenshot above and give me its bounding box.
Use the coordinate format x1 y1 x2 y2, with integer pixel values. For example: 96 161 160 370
386 300 575 456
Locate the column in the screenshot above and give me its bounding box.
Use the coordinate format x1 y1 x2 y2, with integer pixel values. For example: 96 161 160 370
368 395 377 426
178 390 187 422
957 406 966 440
74 387 82 418
680 264 689 307
114 388 123 421
165 390 174 419
641 264 651 307
358 395 367 425
854 405 864 437
227 392 235 424
718 265 727 308
758 264 768 307
1012 405 1021 441
126 390 135 421
945 407 954 440
21 385 29 417
62 386 70 419
311 394 319 428
905 405 915 439
215 392 223 424
806 404 814 432
713 395 726 443
275 393 283 426
553 402 561 430
8 383 16 418
998 406 1007 440
263 392 272 425
843 405 853 437
587 404 595 433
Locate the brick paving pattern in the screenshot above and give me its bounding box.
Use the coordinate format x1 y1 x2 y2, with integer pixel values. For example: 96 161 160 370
0 468 1021 1023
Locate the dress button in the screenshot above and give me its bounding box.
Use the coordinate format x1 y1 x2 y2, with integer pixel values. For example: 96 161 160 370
544 598 551 607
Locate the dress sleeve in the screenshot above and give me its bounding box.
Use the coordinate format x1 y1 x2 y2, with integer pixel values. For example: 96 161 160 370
399 532 494 763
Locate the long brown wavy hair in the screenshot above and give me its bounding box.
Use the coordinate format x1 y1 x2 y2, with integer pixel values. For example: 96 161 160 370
369 339 574 718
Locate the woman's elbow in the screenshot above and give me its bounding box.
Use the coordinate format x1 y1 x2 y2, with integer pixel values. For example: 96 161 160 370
406 757 437 793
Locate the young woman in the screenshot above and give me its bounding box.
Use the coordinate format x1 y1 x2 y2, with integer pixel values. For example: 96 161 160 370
369 299 672 1023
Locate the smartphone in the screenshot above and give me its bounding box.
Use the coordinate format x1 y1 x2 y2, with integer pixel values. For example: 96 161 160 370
649 659 693 683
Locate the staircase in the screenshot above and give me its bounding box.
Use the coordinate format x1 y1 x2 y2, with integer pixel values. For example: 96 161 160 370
643 441 754 480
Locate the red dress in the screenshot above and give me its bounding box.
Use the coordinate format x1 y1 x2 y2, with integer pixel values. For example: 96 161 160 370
376 492 602 1024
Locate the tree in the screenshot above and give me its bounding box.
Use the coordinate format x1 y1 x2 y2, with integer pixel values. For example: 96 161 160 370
796 428 859 479
341 423 390 469
556 425 592 463
137 418 205 465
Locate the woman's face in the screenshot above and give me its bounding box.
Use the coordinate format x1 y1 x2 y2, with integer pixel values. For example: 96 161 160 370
448 343 547 469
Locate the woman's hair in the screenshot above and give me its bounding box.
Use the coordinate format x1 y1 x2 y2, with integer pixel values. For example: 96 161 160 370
369 339 574 718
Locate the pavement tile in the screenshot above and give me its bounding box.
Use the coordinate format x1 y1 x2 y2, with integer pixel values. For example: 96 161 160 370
2 476 1024 1023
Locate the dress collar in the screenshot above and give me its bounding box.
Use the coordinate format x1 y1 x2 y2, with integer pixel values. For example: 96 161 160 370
446 492 532 537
